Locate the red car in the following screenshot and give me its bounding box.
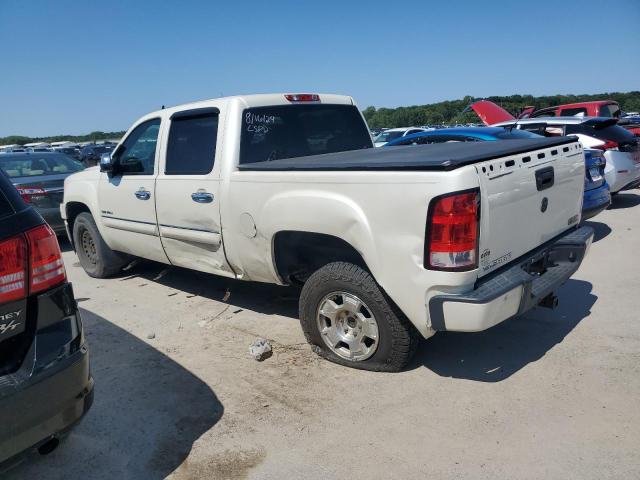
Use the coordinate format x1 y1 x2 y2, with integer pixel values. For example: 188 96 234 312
469 100 640 137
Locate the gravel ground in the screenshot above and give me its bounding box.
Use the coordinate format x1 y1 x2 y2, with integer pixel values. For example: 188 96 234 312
6 192 640 480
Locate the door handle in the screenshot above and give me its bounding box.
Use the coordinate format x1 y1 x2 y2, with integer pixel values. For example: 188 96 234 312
134 188 151 200
191 191 214 203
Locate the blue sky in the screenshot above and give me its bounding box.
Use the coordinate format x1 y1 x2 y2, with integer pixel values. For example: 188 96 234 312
1 0 639 136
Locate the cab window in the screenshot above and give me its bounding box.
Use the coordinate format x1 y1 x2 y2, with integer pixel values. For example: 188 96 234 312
114 119 161 175
165 109 218 175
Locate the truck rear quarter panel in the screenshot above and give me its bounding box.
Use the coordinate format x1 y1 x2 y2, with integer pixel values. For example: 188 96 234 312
223 168 481 336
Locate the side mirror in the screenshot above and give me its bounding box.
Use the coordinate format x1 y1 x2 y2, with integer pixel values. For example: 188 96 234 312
99 152 114 172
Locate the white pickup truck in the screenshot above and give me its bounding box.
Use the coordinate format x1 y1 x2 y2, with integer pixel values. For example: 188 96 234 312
62 93 593 371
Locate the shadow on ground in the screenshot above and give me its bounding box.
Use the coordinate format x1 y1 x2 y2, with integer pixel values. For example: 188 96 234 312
6 308 223 480
124 260 300 319
582 220 611 242
413 279 596 382
608 192 640 210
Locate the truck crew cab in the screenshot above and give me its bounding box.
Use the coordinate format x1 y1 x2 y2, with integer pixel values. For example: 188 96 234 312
62 93 593 371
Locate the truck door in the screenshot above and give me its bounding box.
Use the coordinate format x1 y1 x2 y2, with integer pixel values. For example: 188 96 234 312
98 118 168 263
154 107 234 278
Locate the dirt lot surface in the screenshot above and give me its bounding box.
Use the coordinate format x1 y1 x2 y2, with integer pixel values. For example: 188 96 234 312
7 193 640 480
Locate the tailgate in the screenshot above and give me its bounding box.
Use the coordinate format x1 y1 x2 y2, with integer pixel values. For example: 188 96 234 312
475 140 585 277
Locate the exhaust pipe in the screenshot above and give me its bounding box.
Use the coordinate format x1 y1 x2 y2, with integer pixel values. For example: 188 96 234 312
38 437 60 456
539 294 559 309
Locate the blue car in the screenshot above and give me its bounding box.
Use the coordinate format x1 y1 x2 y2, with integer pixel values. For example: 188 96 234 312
581 149 611 220
386 127 611 220
384 126 542 145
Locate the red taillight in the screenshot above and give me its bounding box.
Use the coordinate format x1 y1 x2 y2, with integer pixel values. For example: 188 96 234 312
592 140 618 151
26 224 66 294
284 93 320 102
426 190 480 271
0 235 27 304
16 186 47 204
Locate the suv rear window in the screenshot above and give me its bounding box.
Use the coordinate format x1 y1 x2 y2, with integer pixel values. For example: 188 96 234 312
239 105 372 164
565 123 636 144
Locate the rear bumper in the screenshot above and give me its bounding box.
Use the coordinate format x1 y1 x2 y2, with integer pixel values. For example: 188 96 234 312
0 348 93 466
0 283 93 466
428 226 594 332
582 184 611 220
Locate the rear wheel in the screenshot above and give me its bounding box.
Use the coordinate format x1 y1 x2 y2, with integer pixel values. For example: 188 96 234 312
299 262 419 371
73 212 128 278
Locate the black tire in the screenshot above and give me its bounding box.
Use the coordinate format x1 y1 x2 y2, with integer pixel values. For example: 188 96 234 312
299 262 419 372
73 212 128 278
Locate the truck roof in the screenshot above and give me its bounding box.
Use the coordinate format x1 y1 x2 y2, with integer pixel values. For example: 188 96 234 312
145 93 356 118
238 137 576 172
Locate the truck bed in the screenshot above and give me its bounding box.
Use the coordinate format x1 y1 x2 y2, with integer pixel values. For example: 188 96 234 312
238 137 576 172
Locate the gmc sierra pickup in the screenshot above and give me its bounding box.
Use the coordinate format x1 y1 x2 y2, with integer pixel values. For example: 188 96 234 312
61 93 593 371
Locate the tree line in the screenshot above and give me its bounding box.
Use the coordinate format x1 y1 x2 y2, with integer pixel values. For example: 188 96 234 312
0 131 126 146
2 91 640 144
362 91 640 128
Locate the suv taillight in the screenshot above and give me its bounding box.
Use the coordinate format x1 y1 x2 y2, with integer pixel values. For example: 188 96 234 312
0 235 27 304
0 224 66 305
26 224 66 294
592 140 618 151
426 190 480 271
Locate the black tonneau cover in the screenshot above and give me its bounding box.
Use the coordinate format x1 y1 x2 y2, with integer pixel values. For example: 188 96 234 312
238 137 577 172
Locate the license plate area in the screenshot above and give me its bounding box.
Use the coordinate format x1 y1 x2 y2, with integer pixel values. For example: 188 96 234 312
589 167 603 182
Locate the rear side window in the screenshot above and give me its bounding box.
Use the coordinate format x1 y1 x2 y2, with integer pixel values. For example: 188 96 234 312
599 104 621 118
494 129 542 139
560 108 587 117
531 110 556 117
166 110 219 175
518 123 548 136
239 105 372 164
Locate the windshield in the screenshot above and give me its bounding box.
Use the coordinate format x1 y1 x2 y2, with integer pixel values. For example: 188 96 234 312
374 131 405 143
0 153 84 178
239 104 372 164
495 129 542 140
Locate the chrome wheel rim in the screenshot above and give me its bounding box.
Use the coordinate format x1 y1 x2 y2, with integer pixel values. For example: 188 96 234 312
316 292 379 361
81 229 98 264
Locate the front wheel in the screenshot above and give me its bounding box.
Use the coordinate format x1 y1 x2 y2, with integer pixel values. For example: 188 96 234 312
299 262 419 371
73 212 128 278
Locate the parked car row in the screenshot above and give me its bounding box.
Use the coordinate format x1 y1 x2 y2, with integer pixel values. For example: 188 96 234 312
1 143 117 168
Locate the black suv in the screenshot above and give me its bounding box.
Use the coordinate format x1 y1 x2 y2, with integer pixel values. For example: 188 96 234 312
0 170 93 468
